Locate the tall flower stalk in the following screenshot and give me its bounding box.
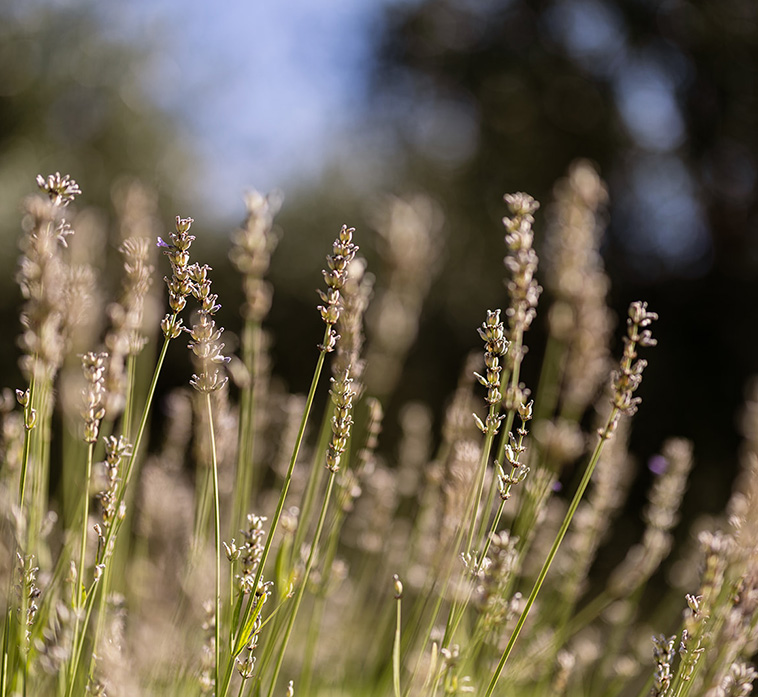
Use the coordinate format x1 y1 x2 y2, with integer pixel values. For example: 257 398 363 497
219 224 357 697
229 191 281 530
17 173 81 545
266 365 356 697
64 216 196 697
484 301 657 697
186 259 231 695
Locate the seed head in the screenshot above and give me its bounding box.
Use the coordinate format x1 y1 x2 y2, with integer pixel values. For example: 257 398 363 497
317 225 358 352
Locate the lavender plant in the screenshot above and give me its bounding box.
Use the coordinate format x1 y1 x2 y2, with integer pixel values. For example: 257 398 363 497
0 165 755 697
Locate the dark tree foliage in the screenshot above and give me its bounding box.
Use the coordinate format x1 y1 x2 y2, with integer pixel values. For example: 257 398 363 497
0 0 194 387
364 0 758 499
0 1 192 244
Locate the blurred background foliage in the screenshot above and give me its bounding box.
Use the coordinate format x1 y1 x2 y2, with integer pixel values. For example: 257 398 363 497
1 0 757 530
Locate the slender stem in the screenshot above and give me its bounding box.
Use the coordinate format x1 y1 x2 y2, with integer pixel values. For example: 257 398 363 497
266 471 337 697
291 406 332 564
27 381 52 561
76 443 95 603
67 442 95 690
298 592 325 697
393 590 403 697
85 562 112 687
17 371 36 509
406 460 492 694
65 330 174 693
220 329 331 697
123 354 138 441
532 333 565 424
1 609 9 697
483 408 617 697
65 574 102 697
192 463 213 559
232 318 258 534
205 393 222 697
465 428 496 555
104 331 174 556
478 498 506 573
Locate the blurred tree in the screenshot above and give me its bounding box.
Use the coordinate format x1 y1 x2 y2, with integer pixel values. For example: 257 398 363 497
370 0 758 281
0 0 195 383
0 0 194 254
355 0 758 504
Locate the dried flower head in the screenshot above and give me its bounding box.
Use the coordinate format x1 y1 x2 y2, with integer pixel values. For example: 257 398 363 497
17 174 82 381
474 309 509 409
600 301 658 440
185 262 230 393
502 192 542 370
325 367 356 472
81 351 107 443
237 514 268 594
159 215 195 331
317 225 359 352
230 189 282 322
545 161 613 417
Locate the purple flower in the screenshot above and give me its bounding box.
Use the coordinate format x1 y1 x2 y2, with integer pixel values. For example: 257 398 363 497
648 455 668 476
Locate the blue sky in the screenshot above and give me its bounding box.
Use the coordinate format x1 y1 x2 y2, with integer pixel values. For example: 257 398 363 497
98 0 392 219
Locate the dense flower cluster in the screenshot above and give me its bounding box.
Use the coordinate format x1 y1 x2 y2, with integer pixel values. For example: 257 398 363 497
317 225 359 352
325 367 356 472
159 216 195 337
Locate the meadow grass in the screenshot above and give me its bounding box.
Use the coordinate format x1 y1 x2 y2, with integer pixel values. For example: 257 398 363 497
0 164 756 697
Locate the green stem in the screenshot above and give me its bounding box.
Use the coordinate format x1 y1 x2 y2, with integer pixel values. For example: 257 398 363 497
65 330 174 694
232 319 259 534
483 407 618 697
1 609 10 697
65 577 99 697
123 354 138 441
298 592 326 697
532 333 565 424
205 393 222 697
478 498 506 571
17 371 36 509
393 590 402 697
85 562 112 687
465 428 496 555
220 329 332 697
76 443 95 602
291 406 332 564
67 442 95 689
266 471 337 697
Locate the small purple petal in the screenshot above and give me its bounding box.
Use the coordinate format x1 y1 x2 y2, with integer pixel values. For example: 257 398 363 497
552 480 563 493
648 455 668 476
157 236 171 248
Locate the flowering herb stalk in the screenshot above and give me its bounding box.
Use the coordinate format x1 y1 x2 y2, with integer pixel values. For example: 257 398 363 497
484 301 657 697
220 224 357 697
